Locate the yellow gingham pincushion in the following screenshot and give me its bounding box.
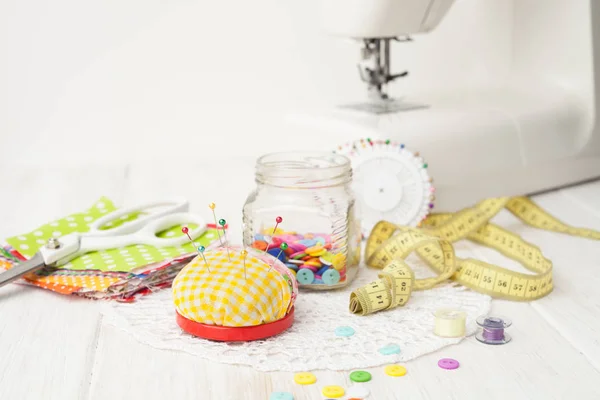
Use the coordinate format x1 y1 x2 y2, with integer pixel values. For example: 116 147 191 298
172 248 294 327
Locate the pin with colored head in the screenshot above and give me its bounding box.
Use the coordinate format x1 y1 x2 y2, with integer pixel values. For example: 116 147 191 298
268 242 288 272
197 245 211 272
218 218 231 261
182 226 192 242
274 216 283 231
240 249 248 280
208 203 223 245
264 216 283 255
182 226 210 271
276 242 288 262
182 226 200 255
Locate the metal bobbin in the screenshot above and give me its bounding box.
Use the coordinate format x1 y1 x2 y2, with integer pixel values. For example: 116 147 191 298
475 315 512 345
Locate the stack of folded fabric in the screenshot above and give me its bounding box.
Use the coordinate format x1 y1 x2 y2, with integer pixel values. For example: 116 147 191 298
0 197 223 301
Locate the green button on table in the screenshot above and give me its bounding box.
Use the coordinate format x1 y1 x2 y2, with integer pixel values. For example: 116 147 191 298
349 370 372 383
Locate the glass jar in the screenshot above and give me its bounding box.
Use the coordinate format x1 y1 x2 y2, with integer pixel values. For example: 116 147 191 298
243 151 361 290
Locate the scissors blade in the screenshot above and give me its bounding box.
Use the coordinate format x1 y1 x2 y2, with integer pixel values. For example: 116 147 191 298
0 252 46 289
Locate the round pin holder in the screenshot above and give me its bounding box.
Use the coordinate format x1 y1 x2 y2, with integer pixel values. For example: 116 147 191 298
475 315 512 345
176 307 295 342
433 308 467 338
172 240 298 342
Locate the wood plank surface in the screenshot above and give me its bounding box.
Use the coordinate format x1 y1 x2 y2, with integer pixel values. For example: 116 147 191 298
1 164 599 399
89 301 600 400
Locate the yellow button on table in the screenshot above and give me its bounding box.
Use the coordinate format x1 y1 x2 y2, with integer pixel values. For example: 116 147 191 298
321 385 345 398
293 372 317 385
385 364 407 377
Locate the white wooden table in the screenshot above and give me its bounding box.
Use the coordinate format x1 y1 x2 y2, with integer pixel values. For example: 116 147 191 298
1 162 600 400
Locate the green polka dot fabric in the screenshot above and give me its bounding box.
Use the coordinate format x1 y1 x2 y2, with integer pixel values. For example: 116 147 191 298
6 197 220 273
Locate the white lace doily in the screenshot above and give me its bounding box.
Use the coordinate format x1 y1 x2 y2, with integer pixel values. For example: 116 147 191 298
102 262 491 372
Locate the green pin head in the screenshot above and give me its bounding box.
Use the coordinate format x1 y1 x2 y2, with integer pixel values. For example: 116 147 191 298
218 219 226 226
280 242 288 250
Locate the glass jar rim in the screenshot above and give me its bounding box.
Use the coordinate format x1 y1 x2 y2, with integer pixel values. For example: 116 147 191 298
255 151 352 188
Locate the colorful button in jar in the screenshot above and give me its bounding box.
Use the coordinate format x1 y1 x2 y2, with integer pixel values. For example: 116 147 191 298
242 151 361 290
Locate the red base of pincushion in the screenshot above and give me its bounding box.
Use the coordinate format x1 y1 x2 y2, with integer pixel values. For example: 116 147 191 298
176 307 295 342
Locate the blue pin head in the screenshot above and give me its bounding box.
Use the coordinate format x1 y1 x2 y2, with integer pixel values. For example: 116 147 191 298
198 245 206 253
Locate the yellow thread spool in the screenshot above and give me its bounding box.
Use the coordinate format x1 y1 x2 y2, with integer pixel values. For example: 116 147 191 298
433 309 466 338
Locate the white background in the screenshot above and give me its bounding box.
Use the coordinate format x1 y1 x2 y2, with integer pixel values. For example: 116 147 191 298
0 0 513 164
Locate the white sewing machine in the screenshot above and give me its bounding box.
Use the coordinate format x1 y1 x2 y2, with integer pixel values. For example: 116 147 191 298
285 0 600 212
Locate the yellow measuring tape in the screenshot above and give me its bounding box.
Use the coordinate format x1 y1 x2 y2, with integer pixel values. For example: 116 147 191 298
349 197 600 315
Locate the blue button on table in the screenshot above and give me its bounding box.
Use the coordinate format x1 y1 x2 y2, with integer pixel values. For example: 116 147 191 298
335 326 355 337
270 392 294 400
379 344 401 355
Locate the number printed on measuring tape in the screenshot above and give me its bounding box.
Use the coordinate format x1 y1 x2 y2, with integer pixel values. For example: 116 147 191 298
349 197 599 316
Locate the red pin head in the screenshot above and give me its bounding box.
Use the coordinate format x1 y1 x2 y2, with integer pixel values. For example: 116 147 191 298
182 226 194 245
265 216 283 256
181 226 203 260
